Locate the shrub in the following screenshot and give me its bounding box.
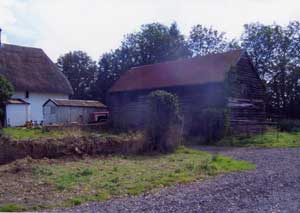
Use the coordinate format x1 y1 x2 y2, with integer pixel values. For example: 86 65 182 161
189 108 229 144
278 119 300 132
0 75 14 126
146 90 183 153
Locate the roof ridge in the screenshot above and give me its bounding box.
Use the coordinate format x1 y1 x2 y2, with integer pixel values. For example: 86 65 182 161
129 49 243 71
110 49 244 93
1 43 43 51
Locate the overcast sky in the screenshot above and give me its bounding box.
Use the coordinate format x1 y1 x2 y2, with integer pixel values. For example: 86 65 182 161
0 0 299 61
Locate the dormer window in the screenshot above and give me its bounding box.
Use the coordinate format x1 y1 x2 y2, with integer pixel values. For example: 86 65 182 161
25 91 29 99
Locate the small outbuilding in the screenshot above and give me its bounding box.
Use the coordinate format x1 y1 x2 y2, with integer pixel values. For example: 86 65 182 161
43 99 108 125
5 98 30 127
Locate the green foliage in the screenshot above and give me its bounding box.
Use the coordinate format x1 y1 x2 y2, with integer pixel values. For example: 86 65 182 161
91 22 191 101
0 75 14 128
146 90 182 152
56 23 237 103
189 108 230 144
57 51 97 100
278 119 300 132
0 203 26 212
241 21 300 118
217 129 300 148
188 25 239 56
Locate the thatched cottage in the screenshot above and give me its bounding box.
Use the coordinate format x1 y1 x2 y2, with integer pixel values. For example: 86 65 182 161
109 50 266 134
0 42 73 126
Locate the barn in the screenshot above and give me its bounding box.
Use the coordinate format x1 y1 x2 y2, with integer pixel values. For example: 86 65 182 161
109 50 266 134
43 99 108 125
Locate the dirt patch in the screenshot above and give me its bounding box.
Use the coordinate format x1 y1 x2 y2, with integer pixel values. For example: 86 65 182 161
0 157 85 210
0 134 145 165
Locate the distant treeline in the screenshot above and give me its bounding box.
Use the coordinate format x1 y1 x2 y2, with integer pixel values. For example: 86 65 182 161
56 21 300 119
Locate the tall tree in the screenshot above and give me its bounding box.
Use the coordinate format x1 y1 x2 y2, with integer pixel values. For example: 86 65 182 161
57 51 97 100
241 22 300 118
188 25 239 56
0 75 14 127
92 22 191 101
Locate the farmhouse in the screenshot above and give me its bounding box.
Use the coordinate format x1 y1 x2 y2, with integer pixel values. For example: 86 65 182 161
43 99 108 125
109 50 266 134
0 41 73 126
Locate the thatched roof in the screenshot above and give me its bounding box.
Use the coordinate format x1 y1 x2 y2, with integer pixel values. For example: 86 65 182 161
44 99 107 108
110 50 243 93
0 43 73 94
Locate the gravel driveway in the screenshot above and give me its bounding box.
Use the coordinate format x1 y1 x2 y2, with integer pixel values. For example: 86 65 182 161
54 147 300 213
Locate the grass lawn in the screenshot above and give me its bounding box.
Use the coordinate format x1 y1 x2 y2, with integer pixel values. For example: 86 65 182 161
217 130 300 148
3 127 65 140
2 127 141 141
0 147 254 211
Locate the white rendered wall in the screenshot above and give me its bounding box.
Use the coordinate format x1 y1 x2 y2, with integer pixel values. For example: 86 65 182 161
12 91 68 124
6 104 29 126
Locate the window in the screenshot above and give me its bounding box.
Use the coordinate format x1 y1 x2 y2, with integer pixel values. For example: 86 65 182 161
25 91 29 99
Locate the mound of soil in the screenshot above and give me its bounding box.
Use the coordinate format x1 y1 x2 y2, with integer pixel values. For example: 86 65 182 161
0 135 145 165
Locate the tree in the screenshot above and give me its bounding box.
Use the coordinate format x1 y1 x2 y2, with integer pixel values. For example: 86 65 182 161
91 22 191 101
57 51 97 100
241 22 300 118
0 75 14 127
188 25 239 56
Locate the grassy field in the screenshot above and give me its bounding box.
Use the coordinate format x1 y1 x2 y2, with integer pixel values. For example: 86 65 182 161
3 127 67 140
217 130 300 148
2 127 141 141
0 147 254 211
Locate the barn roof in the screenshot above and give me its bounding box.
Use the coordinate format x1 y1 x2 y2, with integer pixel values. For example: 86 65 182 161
0 43 73 94
44 99 107 108
110 49 243 93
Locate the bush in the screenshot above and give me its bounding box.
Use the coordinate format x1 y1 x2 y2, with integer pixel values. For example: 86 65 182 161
146 90 183 153
189 108 229 144
278 119 300 132
0 75 14 126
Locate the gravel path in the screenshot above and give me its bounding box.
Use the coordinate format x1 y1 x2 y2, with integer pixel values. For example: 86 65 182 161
54 147 300 213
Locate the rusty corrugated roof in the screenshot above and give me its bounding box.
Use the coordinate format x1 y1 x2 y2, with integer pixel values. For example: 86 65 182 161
110 50 243 93
44 99 107 108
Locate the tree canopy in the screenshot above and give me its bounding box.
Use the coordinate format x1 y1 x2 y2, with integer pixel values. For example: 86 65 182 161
57 51 97 100
241 21 300 118
57 21 300 119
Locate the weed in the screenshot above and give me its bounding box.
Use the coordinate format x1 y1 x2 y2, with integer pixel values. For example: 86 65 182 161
70 198 82 206
0 203 26 212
